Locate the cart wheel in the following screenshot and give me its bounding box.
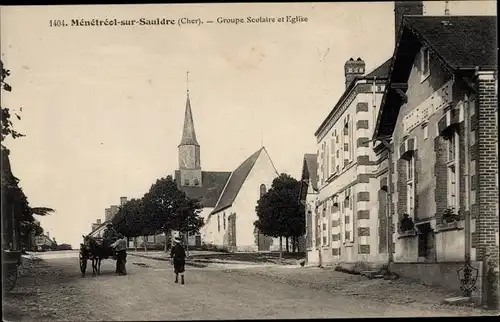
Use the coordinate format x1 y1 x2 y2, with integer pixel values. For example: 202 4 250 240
2 267 18 292
79 254 87 277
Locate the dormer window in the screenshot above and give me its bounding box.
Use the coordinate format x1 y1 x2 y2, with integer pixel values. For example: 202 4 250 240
184 179 190 186
194 178 200 185
421 47 431 81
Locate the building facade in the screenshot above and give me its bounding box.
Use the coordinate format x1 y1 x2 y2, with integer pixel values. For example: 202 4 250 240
373 15 498 297
304 1 424 269
310 58 389 267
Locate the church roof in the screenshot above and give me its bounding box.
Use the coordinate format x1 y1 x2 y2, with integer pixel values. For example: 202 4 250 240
366 58 392 78
179 93 200 146
210 147 265 214
174 170 231 208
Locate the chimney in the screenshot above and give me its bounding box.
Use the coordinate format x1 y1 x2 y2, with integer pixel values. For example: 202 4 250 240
105 208 112 221
97 219 102 224
394 1 424 44
110 205 119 221
344 57 365 89
46 231 50 238
120 196 128 206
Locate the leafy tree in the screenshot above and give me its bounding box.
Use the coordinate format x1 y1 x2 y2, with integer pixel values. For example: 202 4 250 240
1 60 24 148
1 61 54 251
113 198 146 250
254 173 305 258
30 207 55 217
142 175 204 252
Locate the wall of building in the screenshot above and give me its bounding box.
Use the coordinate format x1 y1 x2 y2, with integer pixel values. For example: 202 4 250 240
386 46 495 267
203 206 233 248
233 149 279 252
390 47 459 263
198 207 215 243
474 71 499 263
305 185 320 264
314 80 387 267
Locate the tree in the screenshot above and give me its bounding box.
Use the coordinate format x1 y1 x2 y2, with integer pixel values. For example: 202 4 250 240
254 173 305 259
113 198 146 250
142 175 204 252
1 61 53 251
1 60 24 149
30 207 55 217
169 194 204 256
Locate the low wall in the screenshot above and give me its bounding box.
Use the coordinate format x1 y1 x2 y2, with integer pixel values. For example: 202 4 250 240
390 261 483 303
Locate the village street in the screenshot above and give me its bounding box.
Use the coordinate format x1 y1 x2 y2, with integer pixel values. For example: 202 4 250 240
3 251 494 321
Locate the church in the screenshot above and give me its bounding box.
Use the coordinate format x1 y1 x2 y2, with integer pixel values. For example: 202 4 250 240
173 89 284 252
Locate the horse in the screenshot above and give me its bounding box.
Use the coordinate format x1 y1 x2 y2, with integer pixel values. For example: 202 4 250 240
81 235 115 276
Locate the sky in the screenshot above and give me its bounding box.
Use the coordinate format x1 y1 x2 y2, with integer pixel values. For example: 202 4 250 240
1 1 496 248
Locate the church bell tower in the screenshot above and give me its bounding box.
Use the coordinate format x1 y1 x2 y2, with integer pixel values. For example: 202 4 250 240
178 72 202 187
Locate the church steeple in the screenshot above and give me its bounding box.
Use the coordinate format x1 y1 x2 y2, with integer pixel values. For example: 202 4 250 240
178 71 202 187
179 71 199 147
179 91 200 147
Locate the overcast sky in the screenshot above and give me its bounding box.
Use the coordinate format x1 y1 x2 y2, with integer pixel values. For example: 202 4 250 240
1 1 496 248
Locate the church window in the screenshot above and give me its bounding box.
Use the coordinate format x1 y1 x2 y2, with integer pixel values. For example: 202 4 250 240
194 178 200 185
217 214 220 232
260 184 267 197
223 213 226 230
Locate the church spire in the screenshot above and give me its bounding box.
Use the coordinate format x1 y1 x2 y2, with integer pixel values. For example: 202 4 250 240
179 71 199 147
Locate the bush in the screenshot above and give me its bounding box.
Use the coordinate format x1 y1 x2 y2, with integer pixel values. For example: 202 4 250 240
191 243 231 253
353 261 371 273
56 244 72 251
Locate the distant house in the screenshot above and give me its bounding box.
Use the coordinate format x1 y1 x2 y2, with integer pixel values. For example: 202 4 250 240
34 233 55 250
88 221 108 239
299 154 319 260
373 14 497 294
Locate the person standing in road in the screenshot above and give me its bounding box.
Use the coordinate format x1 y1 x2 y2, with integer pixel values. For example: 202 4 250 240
111 234 128 275
170 236 186 284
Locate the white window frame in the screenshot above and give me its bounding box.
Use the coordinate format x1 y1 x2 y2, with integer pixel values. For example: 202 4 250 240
330 133 336 176
325 140 330 179
421 47 431 82
349 118 354 161
343 116 350 167
446 132 459 211
406 156 415 217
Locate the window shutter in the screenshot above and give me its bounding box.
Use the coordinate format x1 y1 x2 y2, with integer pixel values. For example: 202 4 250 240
349 119 354 160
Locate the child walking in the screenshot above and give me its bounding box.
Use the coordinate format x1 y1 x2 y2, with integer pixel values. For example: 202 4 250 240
170 236 186 284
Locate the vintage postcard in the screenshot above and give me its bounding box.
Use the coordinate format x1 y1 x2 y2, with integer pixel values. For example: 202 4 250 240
1 1 498 320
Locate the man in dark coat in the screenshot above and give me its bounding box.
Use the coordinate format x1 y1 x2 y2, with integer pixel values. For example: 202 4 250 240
170 236 186 284
111 234 128 275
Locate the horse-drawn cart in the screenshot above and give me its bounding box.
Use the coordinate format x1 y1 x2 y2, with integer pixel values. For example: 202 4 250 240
80 236 116 277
